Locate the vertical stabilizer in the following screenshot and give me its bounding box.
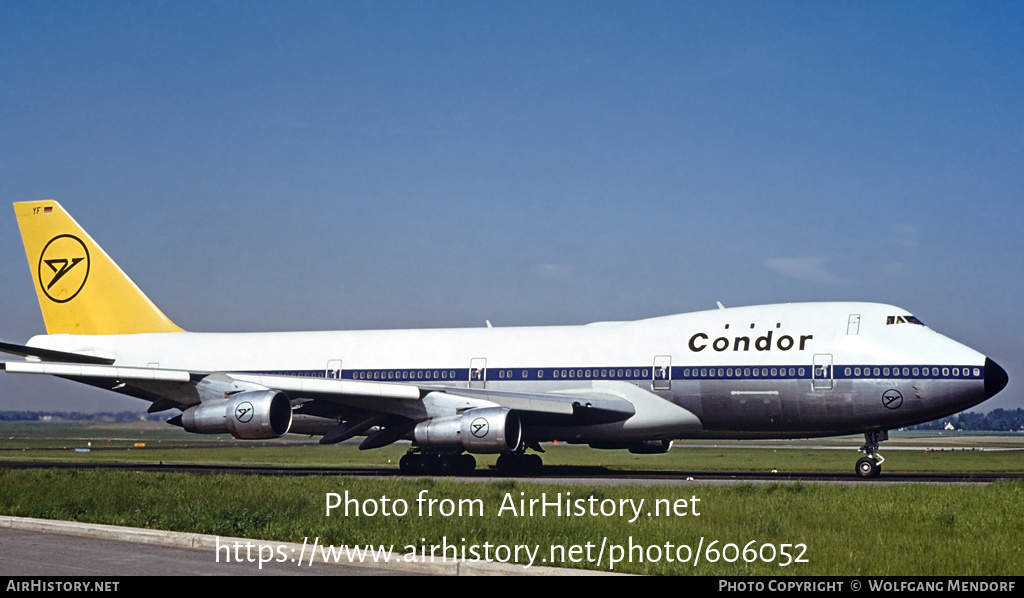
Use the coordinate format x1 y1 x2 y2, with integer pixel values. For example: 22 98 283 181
13 200 184 335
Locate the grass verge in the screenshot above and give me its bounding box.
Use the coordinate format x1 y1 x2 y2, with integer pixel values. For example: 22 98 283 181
1 468 1021 575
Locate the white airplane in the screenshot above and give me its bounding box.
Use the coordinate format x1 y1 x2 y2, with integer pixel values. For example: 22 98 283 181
1 201 1008 477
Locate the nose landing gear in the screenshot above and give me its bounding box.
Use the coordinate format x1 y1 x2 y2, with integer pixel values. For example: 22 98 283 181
856 430 887 478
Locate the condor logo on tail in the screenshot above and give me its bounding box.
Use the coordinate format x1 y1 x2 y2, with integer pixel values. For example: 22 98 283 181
38 234 90 303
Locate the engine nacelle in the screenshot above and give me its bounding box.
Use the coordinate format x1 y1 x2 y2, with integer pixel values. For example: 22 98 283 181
413 407 522 454
181 390 292 439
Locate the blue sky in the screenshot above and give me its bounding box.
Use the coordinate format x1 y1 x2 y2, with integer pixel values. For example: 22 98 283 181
1 1 1021 412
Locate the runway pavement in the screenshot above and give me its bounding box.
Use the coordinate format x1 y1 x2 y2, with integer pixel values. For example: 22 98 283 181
0 515 602 577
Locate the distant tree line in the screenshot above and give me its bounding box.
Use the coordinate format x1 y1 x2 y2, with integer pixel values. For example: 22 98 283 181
906 408 1024 432
0 411 165 423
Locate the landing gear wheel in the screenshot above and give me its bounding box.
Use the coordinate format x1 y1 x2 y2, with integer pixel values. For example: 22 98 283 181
496 453 514 474
856 456 881 478
523 453 543 474
855 430 887 479
399 453 416 474
496 452 544 475
457 453 477 475
399 451 477 476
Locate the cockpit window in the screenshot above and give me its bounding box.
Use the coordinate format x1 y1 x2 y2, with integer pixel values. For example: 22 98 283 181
886 315 925 326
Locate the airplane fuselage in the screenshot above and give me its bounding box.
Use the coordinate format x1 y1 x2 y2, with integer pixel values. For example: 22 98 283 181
28 301 997 445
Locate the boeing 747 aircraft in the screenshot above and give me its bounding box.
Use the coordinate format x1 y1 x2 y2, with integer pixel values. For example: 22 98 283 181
1 201 1008 477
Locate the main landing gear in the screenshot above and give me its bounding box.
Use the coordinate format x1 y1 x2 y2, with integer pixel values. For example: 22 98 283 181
856 430 887 478
399 451 476 475
398 448 545 476
495 451 543 475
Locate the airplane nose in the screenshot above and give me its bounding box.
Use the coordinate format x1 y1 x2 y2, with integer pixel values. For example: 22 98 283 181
985 358 1008 399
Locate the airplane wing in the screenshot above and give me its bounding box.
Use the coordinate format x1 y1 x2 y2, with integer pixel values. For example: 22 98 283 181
0 341 116 365
0 359 641 440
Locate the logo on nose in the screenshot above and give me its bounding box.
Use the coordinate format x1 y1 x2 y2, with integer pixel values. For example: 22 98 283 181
882 389 903 409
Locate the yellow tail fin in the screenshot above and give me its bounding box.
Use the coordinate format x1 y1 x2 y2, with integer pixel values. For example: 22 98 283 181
14 200 184 335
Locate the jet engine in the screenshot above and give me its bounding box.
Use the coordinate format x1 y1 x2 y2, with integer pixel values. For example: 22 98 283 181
413 407 521 453
181 390 292 439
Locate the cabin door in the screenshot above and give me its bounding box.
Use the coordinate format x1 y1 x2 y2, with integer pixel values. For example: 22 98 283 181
813 354 833 390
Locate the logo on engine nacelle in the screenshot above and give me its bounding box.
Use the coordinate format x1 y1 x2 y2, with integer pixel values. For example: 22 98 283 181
470 417 489 438
235 401 254 423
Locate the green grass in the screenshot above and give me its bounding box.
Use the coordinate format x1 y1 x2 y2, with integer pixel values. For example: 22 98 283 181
1 468 1021 575
3 434 1022 474
5 414 1024 474
2 424 1022 575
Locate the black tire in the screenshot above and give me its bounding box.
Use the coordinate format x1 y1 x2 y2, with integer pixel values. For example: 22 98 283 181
524 453 543 474
399 453 416 474
856 457 881 478
457 453 476 474
496 453 516 475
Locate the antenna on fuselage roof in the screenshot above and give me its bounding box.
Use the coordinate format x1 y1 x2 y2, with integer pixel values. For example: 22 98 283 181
717 302 726 310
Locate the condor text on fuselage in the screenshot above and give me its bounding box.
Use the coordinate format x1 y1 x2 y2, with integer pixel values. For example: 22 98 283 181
687 327 814 353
